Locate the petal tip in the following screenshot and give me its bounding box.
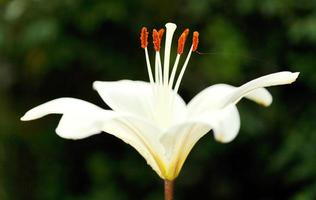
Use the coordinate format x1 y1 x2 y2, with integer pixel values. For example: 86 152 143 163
20 112 34 121
293 72 300 80
92 81 101 90
55 127 79 140
214 130 237 143
286 71 300 84
262 95 273 107
215 134 234 143
20 115 28 121
260 100 272 107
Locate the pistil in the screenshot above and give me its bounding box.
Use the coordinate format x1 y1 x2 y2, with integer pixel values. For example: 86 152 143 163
153 29 164 85
163 23 177 86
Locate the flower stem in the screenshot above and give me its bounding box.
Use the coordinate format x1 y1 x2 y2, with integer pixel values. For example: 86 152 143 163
164 180 174 200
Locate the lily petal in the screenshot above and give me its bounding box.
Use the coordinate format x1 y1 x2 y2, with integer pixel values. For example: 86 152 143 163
101 116 166 178
222 71 299 107
160 122 210 179
93 80 186 122
21 97 166 178
187 84 272 116
206 104 240 143
160 104 240 179
186 104 241 144
187 71 298 116
21 98 112 139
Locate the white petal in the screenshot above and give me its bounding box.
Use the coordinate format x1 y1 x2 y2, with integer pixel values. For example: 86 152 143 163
21 98 117 139
159 105 240 179
93 80 186 122
185 104 240 144
101 116 167 178
160 122 210 179
187 84 272 116
93 80 152 117
222 71 299 107
208 104 240 143
21 97 167 178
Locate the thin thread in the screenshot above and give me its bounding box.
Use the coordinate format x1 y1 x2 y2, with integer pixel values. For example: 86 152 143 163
193 50 280 68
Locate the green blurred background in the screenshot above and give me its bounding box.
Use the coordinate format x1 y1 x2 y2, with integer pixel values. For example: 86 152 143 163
0 0 315 199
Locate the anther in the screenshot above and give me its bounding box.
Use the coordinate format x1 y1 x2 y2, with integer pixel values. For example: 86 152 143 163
192 31 199 52
140 27 149 49
177 29 189 55
153 29 161 51
158 28 165 40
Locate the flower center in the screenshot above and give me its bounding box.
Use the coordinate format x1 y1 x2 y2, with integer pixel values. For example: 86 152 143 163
140 23 199 127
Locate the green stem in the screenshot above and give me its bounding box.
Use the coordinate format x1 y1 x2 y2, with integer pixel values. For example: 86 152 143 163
164 180 174 200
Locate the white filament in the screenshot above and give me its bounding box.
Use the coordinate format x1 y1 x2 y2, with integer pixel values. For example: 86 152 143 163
145 48 154 84
157 53 163 85
155 52 163 85
168 54 181 90
174 46 193 93
155 52 159 84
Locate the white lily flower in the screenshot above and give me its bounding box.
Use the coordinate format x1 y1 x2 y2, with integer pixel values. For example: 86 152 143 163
21 22 299 180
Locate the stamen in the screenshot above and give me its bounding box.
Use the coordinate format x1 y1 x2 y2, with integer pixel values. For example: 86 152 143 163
174 31 199 93
140 27 149 49
153 28 164 84
169 29 189 88
140 27 154 84
173 46 193 94
192 31 199 52
153 29 161 52
177 29 189 55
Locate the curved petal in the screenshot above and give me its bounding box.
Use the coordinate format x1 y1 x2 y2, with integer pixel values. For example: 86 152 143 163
101 116 166 178
93 80 186 123
93 80 153 118
21 98 166 178
187 84 272 116
159 105 240 179
21 98 112 139
187 71 298 116
202 104 240 143
160 122 210 179
222 71 299 107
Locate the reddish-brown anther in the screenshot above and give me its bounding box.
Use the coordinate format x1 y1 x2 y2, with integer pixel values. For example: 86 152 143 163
192 31 199 52
177 29 190 54
140 27 149 49
153 29 161 51
158 28 165 40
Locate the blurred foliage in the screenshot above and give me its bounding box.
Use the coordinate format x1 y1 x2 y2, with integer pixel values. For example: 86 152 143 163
0 0 315 199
